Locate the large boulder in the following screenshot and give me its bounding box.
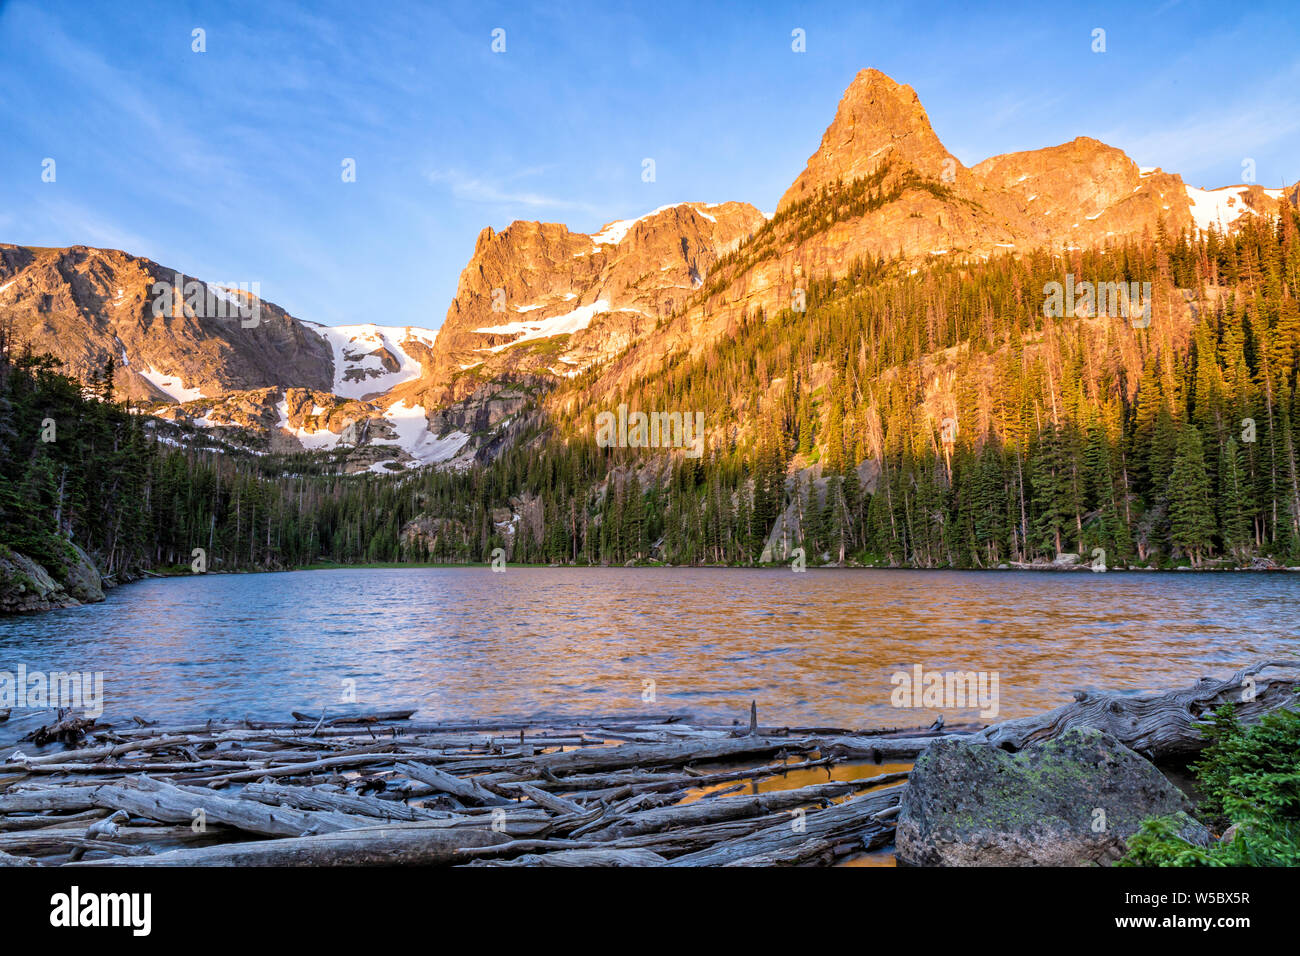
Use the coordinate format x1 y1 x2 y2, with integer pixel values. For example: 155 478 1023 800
55 541 104 605
0 546 76 613
896 727 1208 866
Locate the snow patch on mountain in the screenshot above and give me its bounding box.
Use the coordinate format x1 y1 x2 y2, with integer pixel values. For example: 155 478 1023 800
1185 185 1260 234
140 367 207 403
473 299 610 352
275 399 344 451
306 322 438 400
380 400 469 463
591 203 718 245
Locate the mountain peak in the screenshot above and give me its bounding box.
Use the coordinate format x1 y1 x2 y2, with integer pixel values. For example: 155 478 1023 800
776 68 955 214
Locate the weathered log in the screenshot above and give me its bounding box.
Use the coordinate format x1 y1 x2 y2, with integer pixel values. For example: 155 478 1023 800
0 808 110 832
75 820 511 866
667 786 902 866
474 848 667 867
238 782 447 822
972 660 1300 758
0 825 201 855
502 782 589 817
0 787 101 813
396 762 511 807
90 777 366 837
196 750 404 784
723 837 840 866
816 661 1300 761
586 774 904 840
511 736 805 777
601 812 796 855
19 735 194 766
21 715 97 747
290 710 416 725
491 755 838 797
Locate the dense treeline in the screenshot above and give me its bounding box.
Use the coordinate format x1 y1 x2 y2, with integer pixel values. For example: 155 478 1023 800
0 346 152 576
3 205 1299 586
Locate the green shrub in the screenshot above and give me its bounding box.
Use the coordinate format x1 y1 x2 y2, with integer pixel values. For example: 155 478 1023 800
1119 698 1300 866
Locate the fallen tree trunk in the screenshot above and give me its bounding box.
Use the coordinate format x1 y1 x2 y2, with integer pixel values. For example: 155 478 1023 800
816 660 1300 761
396 762 512 807
474 848 667 867
586 773 906 840
667 786 902 866
970 660 1300 759
237 782 448 822
509 736 805 778
91 777 365 837
75 820 510 866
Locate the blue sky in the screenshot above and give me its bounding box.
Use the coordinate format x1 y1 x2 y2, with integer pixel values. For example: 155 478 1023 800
2 0 1297 330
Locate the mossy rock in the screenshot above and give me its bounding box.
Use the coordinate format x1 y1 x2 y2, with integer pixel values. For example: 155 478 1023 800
897 727 1209 866
54 540 104 604
0 545 75 613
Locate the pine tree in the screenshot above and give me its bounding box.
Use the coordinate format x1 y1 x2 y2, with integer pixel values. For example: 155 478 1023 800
1169 426 1217 566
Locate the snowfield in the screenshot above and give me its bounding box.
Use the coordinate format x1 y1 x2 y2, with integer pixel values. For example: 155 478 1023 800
473 299 610 352
1184 184 1284 235
591 202 719 245
275 399 344 451
140 367 207 403
305 322 438 400
378 400 470 464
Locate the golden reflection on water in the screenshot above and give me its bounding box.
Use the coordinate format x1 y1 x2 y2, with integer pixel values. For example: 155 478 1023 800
2 566 1294 730
677 753 912 865
680 753 912 803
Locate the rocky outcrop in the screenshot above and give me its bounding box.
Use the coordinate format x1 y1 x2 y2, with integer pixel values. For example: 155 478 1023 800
151 386 479 472
55 542 105 604
896 727 1208 866
0 245 334 402
402 201 766 407
759 459 880 563
399 515 467 555
0 542 105 613
971 138 1195 246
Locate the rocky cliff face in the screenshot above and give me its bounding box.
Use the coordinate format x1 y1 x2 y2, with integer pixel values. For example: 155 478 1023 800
0 541 105 613
396 201 767 409
970 139 1195 247
777 69 958 215
0 245 334 402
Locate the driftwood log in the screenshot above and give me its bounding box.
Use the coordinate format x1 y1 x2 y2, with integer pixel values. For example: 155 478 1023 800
972 659 1300 758
76 821 511 866
815 660 1300 761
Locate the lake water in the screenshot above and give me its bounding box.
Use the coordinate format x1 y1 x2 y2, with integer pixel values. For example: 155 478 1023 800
1 568 1297 735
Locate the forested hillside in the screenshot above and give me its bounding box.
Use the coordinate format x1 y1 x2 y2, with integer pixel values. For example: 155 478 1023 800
2 205 1299 611
553 208 1300 568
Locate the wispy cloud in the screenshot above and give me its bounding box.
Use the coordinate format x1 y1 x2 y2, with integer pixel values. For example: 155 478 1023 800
29 199 157 258
1108 111 1300 187
427 169 601 214
1099 69 1300 188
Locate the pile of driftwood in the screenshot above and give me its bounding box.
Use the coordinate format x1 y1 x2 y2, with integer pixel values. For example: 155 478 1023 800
0 660 1295 867
0 708 933 867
